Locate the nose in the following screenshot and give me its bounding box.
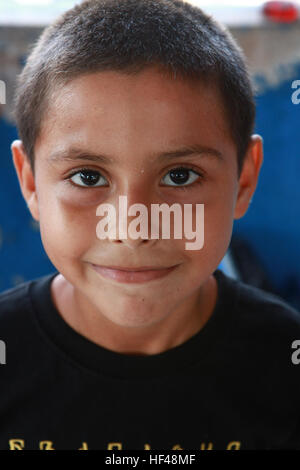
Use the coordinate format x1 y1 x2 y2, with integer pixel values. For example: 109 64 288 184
113 236 157 250
113 200 159 250
109 185 159 250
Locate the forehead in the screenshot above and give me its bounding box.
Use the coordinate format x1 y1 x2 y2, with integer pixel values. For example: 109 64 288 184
35 66 235 166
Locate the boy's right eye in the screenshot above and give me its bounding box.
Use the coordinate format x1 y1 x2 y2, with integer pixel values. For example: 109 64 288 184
68 169 108 188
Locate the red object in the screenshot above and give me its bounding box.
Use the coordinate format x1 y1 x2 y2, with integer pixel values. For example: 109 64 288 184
262 1 299 23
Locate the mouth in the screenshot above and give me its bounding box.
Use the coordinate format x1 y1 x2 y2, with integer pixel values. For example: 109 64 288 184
90 263 179 284
94 265 176 272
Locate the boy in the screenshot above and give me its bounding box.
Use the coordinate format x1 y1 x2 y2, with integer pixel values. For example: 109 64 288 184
1 0 300 451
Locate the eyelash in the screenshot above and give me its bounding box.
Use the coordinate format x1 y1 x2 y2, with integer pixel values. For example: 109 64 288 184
65 165 205 190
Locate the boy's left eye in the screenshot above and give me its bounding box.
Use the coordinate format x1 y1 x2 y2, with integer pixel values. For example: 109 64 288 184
161 167 202 188
66 166 203 189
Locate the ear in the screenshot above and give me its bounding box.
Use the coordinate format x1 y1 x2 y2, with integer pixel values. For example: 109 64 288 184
234 134 264 220
11 140 39 221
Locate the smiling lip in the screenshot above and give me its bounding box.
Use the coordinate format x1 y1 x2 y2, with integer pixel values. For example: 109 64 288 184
90 263 179 284
95 265 173 272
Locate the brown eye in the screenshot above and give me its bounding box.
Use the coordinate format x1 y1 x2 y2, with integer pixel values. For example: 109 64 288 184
162 167 202 188
69 169 108 188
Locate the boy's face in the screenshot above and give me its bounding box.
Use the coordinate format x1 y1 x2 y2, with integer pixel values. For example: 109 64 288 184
12 65 263 330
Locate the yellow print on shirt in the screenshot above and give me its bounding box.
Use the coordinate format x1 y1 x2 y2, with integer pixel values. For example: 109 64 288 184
8 439 241 450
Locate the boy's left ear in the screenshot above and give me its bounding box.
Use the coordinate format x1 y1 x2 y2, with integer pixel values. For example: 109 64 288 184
234 134 264 220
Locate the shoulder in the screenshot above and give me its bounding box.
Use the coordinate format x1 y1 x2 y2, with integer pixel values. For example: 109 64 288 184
237 275 300 328
215 271 300 421
0 273 55 334
215 269 300 339
0 273 59 372
0 280 36 367
0 280 32 322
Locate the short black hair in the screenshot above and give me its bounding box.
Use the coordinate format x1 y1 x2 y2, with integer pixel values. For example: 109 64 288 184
13 0 256 178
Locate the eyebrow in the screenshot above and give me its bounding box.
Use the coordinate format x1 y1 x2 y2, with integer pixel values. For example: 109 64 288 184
47 144 223 165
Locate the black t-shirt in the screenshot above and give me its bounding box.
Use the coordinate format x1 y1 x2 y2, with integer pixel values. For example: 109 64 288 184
0 268 300 451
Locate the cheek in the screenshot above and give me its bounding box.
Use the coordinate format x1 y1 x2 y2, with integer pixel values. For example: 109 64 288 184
177 183 235 267
203 186 236 258
38 195 96 261
165 182 234 261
